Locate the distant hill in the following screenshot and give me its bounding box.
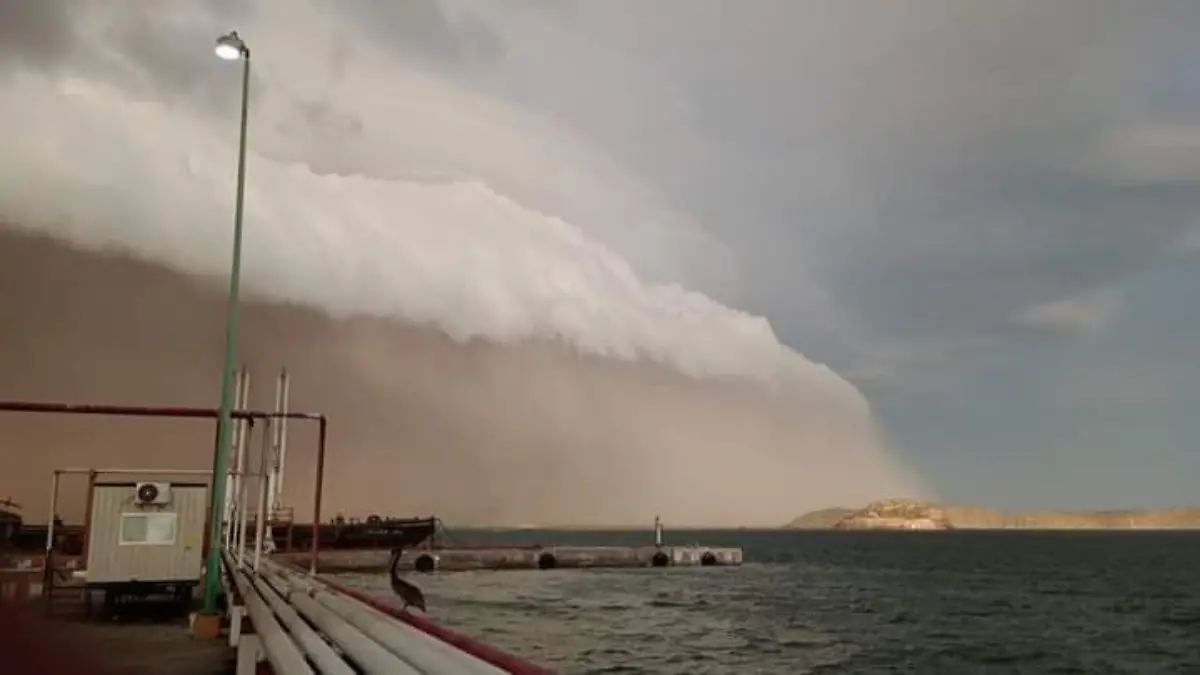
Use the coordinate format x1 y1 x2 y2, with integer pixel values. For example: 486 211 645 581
785 507 855 529
788 498 1200 530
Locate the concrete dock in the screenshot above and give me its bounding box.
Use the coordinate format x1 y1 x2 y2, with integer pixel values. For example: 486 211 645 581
287 544 744 574
1 582 233 675
2 554 553 675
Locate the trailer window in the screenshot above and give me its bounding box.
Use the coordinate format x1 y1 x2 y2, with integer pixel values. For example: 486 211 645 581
119 512 177 545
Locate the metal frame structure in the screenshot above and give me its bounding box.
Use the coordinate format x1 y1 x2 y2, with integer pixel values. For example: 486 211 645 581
0 399 330 586
225 368 293 558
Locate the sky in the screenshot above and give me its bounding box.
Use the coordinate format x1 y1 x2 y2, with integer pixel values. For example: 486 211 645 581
0 1 1198 523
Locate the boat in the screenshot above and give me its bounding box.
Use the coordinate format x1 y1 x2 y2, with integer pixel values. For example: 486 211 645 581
3 508 439 559
274 515 439 552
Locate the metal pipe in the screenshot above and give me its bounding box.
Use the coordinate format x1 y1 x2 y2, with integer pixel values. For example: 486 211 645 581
0 399 323 421
262 564 503 675
42 471 60 591
224 554 314 675
250 572 354 675
79 470 97 570
315 590 504 675
232 369 251 547
316 572 554 675
54 468 216 476
268 369 283 519
310 416 327 576
232 369 252 536
265 574 422 675
253 419 271 572
226 368 249 548
235 419 254 568
277 368 290 513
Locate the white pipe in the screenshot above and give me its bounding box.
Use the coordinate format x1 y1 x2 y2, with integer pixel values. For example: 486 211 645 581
250 572 355 675
236 420 255 568
313 584 504 675
44 471 60 560
236 479 250 568
266 369 282 521
274 367 290 514
270 576 423 675
253 419 271 572
225 554 315 675
235 368 252 479
230 365 249 538
233 369 252 535
225 368 249 547
261 561 503 675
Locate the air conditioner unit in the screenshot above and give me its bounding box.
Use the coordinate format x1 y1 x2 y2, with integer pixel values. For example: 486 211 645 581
134 482 172 506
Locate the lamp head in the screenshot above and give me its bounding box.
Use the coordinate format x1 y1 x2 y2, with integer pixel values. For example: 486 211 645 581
215 31 248 60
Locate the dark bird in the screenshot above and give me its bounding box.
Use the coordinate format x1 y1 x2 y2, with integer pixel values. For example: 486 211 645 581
388 547 428 612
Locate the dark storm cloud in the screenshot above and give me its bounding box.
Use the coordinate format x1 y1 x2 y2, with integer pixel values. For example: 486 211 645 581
0 0 263 117
1 1 366 156
0 0 76 68
825 171 1200 344
469 1 1200 386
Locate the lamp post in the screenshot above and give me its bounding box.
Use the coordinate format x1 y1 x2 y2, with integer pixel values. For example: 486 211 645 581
201 29 251 619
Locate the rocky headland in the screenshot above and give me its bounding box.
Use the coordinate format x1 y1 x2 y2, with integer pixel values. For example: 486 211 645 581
787 498 1200 530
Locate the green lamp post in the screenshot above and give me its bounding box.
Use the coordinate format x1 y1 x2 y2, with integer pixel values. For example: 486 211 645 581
201 29 251 617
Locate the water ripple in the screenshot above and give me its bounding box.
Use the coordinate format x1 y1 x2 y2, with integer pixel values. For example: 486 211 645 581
338 530 1200 674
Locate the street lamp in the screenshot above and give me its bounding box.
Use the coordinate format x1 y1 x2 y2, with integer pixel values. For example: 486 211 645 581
200 29 252 621
214 31 248 61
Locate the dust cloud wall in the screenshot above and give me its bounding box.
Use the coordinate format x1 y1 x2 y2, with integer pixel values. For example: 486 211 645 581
0 231 924 527
0 0 929 526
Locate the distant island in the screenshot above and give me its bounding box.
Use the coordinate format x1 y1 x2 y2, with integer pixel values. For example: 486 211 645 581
787 499 1200 530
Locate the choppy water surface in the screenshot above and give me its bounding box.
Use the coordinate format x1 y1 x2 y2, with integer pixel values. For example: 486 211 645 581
337 530 1200 674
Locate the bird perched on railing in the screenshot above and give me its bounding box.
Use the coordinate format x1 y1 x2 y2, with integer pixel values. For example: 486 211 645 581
388 547 427 612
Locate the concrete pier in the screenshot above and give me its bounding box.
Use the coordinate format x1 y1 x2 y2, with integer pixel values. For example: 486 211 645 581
1 586 233 675
290 544 744 574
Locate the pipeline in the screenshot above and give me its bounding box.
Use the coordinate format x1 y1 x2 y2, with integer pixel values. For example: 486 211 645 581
249 572 354 675
262 560 504 675
279 582 422 675
224 553 314 675
315 573 555 675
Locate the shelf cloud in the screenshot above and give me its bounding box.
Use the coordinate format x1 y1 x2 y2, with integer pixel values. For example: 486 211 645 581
0 0 928 525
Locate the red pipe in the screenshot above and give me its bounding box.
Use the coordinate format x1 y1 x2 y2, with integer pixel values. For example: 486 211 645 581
310 417 328 576
318 575 556 675
0 399 321 421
